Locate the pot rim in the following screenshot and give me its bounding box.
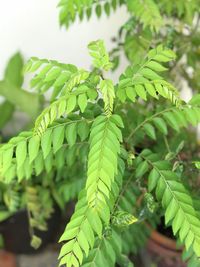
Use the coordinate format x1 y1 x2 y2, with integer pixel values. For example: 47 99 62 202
146 224 182 252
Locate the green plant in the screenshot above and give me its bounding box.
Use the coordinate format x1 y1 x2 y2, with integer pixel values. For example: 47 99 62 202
0 53 53 249
0 52 42 126
1 1 200 266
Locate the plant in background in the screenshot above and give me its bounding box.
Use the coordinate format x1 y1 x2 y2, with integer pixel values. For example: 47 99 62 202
0 52 42 129
0 52 42 221
0 53 55 249
0 1 200 267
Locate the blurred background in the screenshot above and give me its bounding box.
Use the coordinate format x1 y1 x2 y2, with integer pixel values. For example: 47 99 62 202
0 0 129 82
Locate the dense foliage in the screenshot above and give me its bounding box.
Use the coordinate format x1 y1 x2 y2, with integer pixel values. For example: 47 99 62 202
0 1 200 266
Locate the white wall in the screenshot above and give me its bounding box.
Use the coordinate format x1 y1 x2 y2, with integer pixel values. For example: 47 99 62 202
0 0 129 81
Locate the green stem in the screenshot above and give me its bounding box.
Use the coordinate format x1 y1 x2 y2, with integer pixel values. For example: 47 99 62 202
164 136 171 153
0 80 43 118
126 107 174 141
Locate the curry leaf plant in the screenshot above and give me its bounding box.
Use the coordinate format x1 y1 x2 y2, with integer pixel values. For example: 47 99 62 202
0 39 200 266
1 0 200 266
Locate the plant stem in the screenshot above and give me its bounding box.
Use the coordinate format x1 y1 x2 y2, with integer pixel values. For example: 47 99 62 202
164 136 171 153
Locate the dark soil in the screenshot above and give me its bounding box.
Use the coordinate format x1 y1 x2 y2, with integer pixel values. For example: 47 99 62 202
157 217 174 239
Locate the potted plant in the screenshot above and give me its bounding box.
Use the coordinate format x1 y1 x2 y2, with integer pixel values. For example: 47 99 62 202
0 1 200 267
0 53 63 254
0 50 42 226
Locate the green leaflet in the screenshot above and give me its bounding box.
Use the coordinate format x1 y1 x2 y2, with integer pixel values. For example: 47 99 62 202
5 52 24 87
127 0 163 31
112 211 138 227
24 57 78 99
31 235 42 249
153 117 168 135
41 129 52 159
194 161 200 169
146 61 167 72
52 125 65 153
0 118 91 183
86 115 123 211
28 135 40 163
66 95 76 113
117 45 180 106
135 160 149 178
126 87 136 102
1 145 14 174
77 121 90 141
16 141 27 168
63 70 89 93
88 40 113 71
135 84 147 100
34 87 90 136
100 79 115 116
65 122 77 147
96 4 102 18
78 93 88 113
143 123 156 140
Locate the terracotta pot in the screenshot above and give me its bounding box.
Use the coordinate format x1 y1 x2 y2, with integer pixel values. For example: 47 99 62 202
147 228 186 267
0 251 17 267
